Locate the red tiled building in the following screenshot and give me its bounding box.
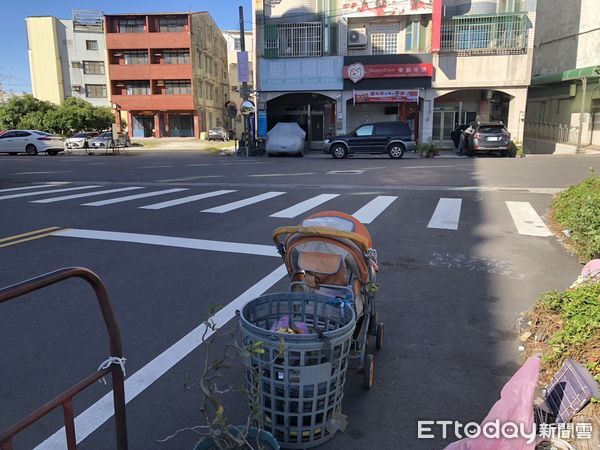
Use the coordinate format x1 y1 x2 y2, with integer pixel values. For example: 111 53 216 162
105 12 228 139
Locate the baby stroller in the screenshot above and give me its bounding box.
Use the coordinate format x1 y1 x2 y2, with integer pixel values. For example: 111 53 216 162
272 211 383 389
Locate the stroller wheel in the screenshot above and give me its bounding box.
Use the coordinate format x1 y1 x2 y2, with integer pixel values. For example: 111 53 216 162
363 354 374 389
376 322 384 351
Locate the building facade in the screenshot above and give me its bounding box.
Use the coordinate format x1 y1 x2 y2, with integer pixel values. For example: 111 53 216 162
26 10 109 107
223 30 255 138
524 0 600 153
254 0 536 149
105 12 228 139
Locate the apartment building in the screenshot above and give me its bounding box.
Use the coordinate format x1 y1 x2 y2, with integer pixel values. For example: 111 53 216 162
254 0 536 149
105 12 228 138
524 0 600 153
26 10 109 107
223 30 254 138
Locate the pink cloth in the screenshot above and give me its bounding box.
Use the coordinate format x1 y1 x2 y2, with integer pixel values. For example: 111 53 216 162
445 357 541 450
581 259 600 277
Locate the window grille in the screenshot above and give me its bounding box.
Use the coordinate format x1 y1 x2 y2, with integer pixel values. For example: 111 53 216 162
371 33 397 55
83 61 105 75
158 16 187 32
85 84 107 98
123 50 148 64
126 81 150 95
441 13 527 55
163 50 190 64
266 22 322 58
86 40 98 50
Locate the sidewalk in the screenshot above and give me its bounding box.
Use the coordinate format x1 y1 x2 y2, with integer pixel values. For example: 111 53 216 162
130 137 235 152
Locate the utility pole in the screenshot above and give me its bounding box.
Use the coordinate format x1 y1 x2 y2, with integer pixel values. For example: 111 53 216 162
239 6 249 157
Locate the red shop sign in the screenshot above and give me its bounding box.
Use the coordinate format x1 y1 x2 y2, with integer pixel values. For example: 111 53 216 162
344 62 433 83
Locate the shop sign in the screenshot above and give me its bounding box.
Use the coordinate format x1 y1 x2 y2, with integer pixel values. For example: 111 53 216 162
353 89 420 103
237 51 249 83
344 63 433 82
260 57 344 91
341 0 432 17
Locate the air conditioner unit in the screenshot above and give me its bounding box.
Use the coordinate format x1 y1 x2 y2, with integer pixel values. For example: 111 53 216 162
348 28 368 48
72 85 82 92
71 61 81 68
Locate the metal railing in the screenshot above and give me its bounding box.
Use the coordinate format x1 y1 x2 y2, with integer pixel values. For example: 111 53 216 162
441 13 527 55
0 267 128 450
523 121 579 145
264 22 322 58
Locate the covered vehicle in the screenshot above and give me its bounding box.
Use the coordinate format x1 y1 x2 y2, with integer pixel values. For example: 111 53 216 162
273 211 383 389
266 122 306 157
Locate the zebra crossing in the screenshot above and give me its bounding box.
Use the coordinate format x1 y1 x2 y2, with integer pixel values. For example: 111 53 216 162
3 183 553 237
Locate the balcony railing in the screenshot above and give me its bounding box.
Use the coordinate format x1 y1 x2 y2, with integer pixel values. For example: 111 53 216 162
441 13 527 55
523 121 579 145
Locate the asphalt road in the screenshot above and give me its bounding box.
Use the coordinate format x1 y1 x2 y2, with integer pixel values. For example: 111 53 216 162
1 150 599 450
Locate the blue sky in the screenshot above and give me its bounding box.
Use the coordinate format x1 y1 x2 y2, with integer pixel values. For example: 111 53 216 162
0 0 252 93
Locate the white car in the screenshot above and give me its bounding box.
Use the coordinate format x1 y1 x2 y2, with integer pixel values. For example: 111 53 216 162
0 130 64 155
64 131 99 151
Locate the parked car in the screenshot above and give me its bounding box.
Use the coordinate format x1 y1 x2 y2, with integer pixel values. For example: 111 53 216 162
266 122 306 157
450 124 469 148
0 130 64 155
64 131 99 150
323 121 415 159
89 131 130 149
207 127 229 141
465 122 511 157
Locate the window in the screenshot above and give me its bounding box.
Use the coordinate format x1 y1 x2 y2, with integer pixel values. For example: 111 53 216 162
159 16 187 32
163 49 190 64
355 125 373 136
85 84 107 98
405 17 419 51
86 40 98 50
165 80 192 95
83 61 105 75
371 33 398 55
126 81 150 95
375 123 395 135
272 22 322 57
234 37 241 50
119 18 145 33
123 50 148 64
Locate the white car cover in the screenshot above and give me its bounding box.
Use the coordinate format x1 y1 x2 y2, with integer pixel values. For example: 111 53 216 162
266 122 306 154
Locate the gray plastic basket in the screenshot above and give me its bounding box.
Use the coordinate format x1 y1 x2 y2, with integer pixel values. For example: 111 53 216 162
239 292 355 449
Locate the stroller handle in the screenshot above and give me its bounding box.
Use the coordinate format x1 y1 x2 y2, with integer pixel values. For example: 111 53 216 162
272 226 371 253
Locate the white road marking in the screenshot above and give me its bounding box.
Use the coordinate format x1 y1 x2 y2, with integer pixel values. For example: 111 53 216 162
31 187 144 204
352 196 398 224
506 201 552 236
0 183 69 194
186 163 212 167
248 173 315 178
270 194 340 218
202 191 286 213
140 190 237 210
0 185 99 201
327 170 365 175
35 264 288 449
158 175 225 182
427 198 462 230
14 171 72 175
137 165 174 169
82 188 188 206
52 228 280 257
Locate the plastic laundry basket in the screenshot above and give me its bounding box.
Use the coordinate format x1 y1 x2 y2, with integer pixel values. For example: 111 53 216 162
239 292 355 449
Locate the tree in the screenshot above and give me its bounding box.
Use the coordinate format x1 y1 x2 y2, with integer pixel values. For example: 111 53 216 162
0 94 56 131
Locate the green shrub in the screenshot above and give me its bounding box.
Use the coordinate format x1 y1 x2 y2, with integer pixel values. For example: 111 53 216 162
552 171 600 260
510 141 525 158
539 283 600 365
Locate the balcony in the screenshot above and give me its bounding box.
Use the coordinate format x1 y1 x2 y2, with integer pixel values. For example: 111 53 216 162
106 32 191 50
109 63 192 80
111 93 194 111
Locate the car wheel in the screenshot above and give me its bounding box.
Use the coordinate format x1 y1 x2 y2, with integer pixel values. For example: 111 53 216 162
26 144 38 156
47 150 58 156
331 144 348 159
388 143 405 159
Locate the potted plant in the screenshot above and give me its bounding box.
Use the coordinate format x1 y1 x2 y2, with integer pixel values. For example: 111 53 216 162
158 306 280 450
417 140 440 158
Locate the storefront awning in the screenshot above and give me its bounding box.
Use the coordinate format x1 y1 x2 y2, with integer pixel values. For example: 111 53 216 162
531 65 600 85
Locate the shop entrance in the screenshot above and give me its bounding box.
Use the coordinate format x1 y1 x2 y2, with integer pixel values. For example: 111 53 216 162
132 115 154 138
267 93 335 150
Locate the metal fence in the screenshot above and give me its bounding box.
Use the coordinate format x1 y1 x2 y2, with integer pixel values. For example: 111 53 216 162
441 13 527 55
264 22 322 58
523 121 579 145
